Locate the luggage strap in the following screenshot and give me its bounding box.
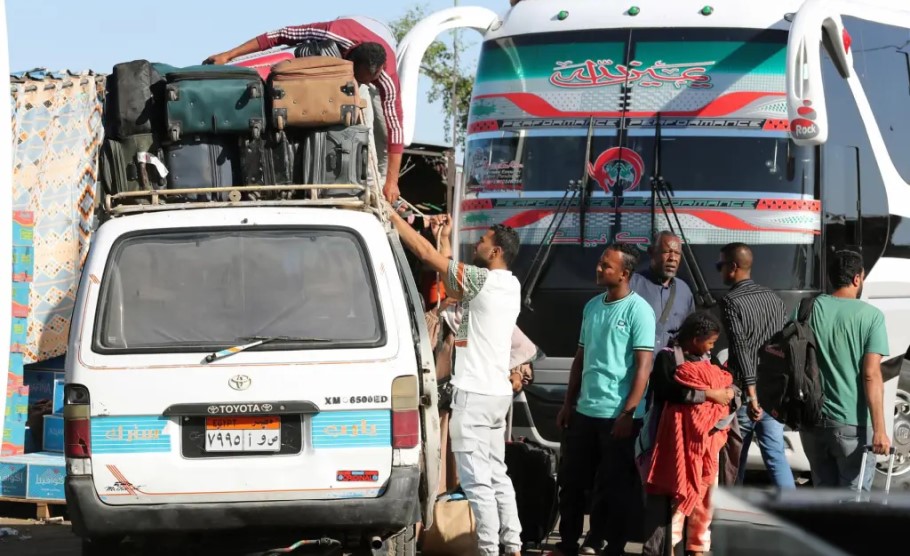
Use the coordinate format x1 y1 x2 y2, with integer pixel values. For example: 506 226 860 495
658 279 677 325
137 152 168 177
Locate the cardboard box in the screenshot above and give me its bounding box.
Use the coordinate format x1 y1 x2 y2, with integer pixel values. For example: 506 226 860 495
12 210 34 246
0 460 27 498
0 453 66 501
24 369 64 413
42 415 64 453
26 459 66 501
11 317 28 353
10 352 24 369
4 387 28 423
1 387 29 456
7 352 25 390
12 282 29 318
12 245 33 282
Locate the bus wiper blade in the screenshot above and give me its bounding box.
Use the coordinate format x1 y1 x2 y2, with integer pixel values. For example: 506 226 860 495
650 113 715 308
204 336 332 363
521 116 594 310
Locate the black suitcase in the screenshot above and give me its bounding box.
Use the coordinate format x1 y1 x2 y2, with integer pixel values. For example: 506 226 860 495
505 437 559 547
99 134 167 198
164 135 237 201
240 135 295 196
299 125 369 197
104 60 172 138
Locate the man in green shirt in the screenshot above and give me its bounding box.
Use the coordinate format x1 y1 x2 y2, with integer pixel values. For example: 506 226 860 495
799 249 892 491
555 243 656 556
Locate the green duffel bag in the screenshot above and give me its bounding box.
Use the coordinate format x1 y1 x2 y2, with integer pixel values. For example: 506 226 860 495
164 65 265 141
99 133 168 200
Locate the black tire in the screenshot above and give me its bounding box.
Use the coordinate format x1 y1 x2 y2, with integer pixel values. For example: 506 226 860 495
385 526 417 556
81 537 122 556
874 364 910 491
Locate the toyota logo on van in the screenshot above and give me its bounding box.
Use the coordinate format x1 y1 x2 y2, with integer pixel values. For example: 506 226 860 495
228 375 252 391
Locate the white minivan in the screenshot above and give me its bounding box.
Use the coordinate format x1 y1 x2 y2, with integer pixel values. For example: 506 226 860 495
64 198 440 555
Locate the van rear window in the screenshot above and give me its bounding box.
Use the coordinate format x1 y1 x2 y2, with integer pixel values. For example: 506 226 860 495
94 227 385 353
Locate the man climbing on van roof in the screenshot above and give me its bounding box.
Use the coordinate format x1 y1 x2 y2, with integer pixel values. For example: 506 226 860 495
204 17 404 203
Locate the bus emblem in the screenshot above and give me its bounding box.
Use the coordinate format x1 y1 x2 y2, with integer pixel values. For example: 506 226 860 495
587 147 645 194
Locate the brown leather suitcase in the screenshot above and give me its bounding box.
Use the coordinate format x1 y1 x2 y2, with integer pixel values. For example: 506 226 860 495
268 57 360 129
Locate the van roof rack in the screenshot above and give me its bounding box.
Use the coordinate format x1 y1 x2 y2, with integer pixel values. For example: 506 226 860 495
103 183 389 220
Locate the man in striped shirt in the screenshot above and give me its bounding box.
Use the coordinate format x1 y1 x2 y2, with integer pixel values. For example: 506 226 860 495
716 243 795 489
205 17 404 202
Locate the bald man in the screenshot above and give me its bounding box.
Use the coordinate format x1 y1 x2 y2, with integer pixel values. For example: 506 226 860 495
630 231 695 353
716 242 795 489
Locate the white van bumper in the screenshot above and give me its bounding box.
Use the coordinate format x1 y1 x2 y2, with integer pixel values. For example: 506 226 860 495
66 465 420 539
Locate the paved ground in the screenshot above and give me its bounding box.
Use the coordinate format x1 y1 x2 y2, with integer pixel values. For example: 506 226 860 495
0 519 77 556
1 508 643 556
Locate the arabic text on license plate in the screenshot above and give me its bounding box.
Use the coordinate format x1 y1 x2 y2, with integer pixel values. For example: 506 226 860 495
204 416 281 452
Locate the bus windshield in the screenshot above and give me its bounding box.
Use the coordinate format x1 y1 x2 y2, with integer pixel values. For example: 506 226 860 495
462 27 820 294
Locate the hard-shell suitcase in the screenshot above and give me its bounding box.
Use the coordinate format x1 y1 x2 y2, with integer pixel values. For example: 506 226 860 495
268 57 360 129
164 135 237 201
505 438 559 547
504 402 559 548
299 125 369 197
104 60 172 138
239 135 295 195
164 65 265 141
99 134 168 198
856 445 897 501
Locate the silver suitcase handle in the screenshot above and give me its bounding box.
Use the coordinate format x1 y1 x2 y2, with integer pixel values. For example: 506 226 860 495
856 445 897 501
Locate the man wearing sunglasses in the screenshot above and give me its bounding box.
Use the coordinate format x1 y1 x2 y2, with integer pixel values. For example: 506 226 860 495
716 243 796 489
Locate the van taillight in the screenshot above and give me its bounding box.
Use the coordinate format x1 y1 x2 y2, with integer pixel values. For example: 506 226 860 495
64 384 91 458
391 376 420 449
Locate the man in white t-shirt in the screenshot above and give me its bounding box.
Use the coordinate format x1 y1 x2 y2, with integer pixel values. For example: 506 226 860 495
389 210 523 556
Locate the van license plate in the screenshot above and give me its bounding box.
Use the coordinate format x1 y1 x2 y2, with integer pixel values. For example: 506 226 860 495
204 416 281 452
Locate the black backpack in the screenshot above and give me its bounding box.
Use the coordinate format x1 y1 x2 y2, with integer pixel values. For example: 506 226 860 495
294 39 343 59
755 296 825 431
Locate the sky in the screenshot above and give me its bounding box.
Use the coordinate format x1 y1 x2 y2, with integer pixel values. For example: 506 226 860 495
5 0 506 150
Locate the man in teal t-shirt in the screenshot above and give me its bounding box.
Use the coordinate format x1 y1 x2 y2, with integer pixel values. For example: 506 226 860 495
799 249 892 492
554 243 656 556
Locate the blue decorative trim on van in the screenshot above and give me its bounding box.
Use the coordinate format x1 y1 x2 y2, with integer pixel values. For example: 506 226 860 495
91 416 172 454
311 410 390 449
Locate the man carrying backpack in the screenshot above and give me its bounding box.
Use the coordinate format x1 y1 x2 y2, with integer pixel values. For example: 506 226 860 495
204 17 403 203
800 250 891 490
716 243 795 489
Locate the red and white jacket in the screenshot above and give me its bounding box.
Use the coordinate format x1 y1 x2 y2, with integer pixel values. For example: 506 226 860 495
257 18 404 154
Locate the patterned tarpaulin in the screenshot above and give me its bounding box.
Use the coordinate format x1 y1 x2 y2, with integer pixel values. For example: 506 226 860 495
10 69 105 363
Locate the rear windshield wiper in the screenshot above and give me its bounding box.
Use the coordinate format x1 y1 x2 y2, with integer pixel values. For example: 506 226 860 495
204 336 332 363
